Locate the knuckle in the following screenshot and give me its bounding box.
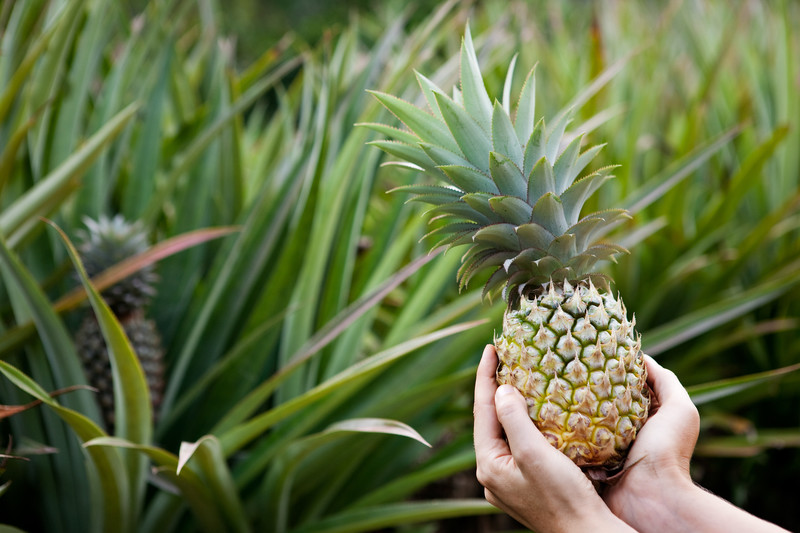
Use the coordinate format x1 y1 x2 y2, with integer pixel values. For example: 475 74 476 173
686 402 700 429
475 464 499 490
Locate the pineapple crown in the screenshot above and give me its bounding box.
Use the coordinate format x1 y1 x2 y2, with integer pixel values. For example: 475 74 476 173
364 26 629 302
77 215 158 316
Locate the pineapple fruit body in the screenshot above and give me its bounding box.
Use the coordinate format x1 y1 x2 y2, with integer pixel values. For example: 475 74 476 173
76 310 165 430
495 280 649 468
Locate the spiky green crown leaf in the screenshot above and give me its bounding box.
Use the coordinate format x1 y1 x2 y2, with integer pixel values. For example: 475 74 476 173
77 215 158 316
365 27 630 301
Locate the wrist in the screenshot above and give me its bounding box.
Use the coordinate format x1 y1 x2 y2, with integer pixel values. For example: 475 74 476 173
605 463 695 531
565 499 637 533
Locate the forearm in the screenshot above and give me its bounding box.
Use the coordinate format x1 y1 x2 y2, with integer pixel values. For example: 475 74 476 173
508 504 637 533
616 477 789 533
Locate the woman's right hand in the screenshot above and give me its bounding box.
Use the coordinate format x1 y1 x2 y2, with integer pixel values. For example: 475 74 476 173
603 355 702 529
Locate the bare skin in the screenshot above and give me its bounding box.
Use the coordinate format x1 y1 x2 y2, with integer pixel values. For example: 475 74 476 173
473 344 635 533
603 354 789 533
473 345 789 533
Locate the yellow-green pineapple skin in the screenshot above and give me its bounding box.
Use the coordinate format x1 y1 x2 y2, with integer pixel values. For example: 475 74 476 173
495 280 649 468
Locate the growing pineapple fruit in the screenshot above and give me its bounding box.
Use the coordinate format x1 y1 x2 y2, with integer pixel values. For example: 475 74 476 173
74 215 165 431
366 29 649 473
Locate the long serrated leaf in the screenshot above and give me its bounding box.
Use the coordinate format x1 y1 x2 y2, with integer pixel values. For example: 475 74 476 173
530 193 567 235
324 418 431 447
695 430 800 457
459 25 493 132
522 118 545 177
0 361 129 532
544 108 572 162
0 0 79 124
0 227 237 356
552 134 584 194
488 196 532 225
419 142 475 169
434 91 491 172
644 268 800 355
489 152 525 198
516 222 555 250
427 201 491 225
698 124 790 235
0 235 97 414
177 436 248 533
47 220 151 522
218 320 486 455
0 104 139 240
472 223 519 250
145 55 304 225
491 100 524 169
560 169 615 225
210 252 441 435
624 127 739 214
527 156 556 204
288 499 497 533
414 71 445 121
461 193 503 224
423 222 480 242
439 165 498 193
83 436 229 533
514 67 536 144
369 90 458 152
358 122 421 145
123 46 172 219
570 210 630 251
501 54 518 114
551 51 632 127
368 140 434 172
687 363 800 406
351 447 475 508
390 184 463 198
547 234 577 263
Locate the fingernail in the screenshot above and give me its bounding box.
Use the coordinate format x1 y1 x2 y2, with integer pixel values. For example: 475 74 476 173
496 384 515 397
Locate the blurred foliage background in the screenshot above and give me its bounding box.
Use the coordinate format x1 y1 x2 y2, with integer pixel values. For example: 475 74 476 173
0 0 798 531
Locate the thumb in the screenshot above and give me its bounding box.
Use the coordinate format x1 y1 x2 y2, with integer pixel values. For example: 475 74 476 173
495 385 544 453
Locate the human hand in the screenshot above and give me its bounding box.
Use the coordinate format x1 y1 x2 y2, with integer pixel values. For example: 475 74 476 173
473 345 635 533
602 354 701 529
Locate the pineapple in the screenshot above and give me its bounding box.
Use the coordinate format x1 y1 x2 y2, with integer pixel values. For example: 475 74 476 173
74 215 165 431
366 29 649 472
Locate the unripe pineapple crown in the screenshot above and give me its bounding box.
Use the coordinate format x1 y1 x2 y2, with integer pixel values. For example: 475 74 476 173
77 215 158 317
365 27 628 302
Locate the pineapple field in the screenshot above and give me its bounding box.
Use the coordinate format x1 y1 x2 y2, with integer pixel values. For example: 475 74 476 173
0 0 799 532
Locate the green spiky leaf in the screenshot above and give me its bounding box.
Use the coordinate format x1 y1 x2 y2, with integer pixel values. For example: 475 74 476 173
434 91 491 173
488 196 532 225
489 152 525 198
492 101 524 168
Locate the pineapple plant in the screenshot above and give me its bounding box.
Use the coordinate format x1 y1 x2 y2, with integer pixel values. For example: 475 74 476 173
366 29 650 473
74 215 165 431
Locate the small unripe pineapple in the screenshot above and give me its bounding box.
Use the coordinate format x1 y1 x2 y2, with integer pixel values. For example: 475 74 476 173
74 215 164 431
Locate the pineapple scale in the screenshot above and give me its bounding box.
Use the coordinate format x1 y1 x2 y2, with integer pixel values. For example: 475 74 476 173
495 280 650 468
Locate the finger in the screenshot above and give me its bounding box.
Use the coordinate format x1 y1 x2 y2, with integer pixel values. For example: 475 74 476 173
494 384 549 459
644 355 691 405
644 355 699 430
483 487 532 530
474 345 507 458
